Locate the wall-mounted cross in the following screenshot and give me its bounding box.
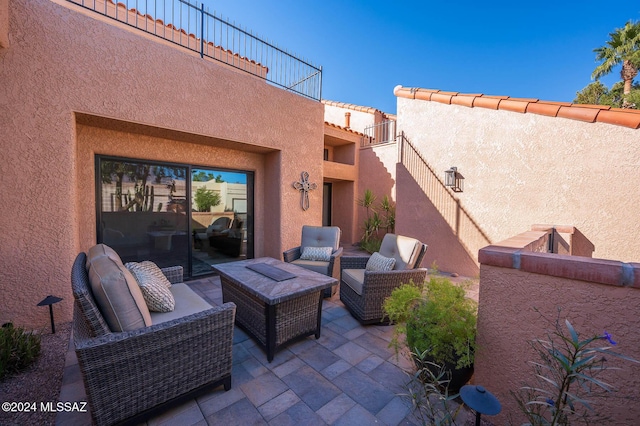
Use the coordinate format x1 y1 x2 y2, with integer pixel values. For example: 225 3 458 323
292 171 317 211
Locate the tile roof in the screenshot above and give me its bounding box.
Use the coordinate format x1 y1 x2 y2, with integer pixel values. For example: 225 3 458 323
324 121 365 136
394 85 640 129
322 100 395 120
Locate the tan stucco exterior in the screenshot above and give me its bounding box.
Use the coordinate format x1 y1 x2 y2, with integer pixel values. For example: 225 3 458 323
475 231 640 424
0 0 323 328
395 93 640 274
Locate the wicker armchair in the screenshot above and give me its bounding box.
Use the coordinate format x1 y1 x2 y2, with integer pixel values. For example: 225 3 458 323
71 252 236 426
283 225 343 297
340 234 428 324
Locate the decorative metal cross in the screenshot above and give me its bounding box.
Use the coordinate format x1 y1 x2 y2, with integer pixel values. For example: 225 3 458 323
292 171 317 211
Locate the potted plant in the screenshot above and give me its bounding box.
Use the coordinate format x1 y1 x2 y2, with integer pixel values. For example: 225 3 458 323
383 277 477 393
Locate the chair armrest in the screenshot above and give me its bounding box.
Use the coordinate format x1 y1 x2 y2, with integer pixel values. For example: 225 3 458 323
74 302 236 425
363 268 428 290
331 247 344 259
161 266 183 284
283 246 302 263
340 255 370 271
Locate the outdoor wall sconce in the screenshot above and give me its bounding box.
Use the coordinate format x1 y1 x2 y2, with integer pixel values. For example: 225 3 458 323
445 166 464 192
37 295 63 334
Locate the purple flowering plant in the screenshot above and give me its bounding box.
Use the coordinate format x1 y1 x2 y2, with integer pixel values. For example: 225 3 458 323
513 311 638 425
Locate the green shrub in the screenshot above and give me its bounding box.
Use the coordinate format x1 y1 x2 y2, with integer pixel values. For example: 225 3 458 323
383 277 477 369
0 323 41 380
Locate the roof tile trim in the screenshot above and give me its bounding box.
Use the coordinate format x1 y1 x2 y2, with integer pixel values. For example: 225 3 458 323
324 121 365 136
393 85 640 129
322 100 380 115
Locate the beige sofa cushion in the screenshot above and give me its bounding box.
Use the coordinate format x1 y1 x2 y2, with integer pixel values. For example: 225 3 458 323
150 284 213 325
85 243 123 269
88 255 152 332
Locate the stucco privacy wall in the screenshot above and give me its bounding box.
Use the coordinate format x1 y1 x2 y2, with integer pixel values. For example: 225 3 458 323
0 0 323 328
395 95 640 266
475 260 640 424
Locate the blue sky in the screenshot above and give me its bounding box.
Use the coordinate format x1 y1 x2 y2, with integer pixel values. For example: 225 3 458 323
199 1 640 114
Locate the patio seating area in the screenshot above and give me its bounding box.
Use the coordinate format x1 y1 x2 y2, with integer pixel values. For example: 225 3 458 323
58 257 480 425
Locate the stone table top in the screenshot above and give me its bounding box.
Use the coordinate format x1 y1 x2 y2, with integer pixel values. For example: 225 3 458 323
211 257 337 305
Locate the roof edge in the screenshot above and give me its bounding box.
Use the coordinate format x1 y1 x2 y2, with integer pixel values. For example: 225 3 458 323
393 85 640 129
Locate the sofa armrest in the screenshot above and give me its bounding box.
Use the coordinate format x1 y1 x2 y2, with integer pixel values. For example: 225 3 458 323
161 265 183 284
283 246 302 263
74 302 235 426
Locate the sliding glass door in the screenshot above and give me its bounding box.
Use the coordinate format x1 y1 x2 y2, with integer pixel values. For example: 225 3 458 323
96 156 253 278
191 168 253 276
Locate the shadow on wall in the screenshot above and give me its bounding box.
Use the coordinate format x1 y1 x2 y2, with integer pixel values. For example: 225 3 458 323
357 146 396 239
395 164 480 277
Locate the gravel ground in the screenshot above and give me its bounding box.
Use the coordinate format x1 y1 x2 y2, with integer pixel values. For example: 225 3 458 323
0 322 71 426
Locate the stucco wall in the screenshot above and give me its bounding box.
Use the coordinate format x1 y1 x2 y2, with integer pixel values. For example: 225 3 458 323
475 264 640 424
356 143 398 243
324 103 379 133
0 0 323 328
396 96 640 268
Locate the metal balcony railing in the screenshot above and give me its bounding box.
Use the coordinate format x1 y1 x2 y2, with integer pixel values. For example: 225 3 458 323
68 0 322 101
361 120 396 147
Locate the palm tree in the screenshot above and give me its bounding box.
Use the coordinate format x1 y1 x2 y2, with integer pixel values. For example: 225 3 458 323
592 20 640 108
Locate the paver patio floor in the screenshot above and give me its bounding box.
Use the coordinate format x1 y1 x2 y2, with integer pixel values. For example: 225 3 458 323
57 272 480 425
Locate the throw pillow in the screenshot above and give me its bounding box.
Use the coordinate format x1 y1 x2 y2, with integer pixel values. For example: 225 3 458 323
300 246 333 261
126 261 175 312
125 261 172 289
365 252 396 272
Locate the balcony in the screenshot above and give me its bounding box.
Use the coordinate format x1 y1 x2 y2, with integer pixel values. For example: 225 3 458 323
68 0 322 100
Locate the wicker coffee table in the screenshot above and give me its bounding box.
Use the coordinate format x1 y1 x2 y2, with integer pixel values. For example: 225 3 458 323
212 257 337 362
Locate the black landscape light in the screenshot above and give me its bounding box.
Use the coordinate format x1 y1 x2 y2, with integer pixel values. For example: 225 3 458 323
37 295 63 334
460 384 501 426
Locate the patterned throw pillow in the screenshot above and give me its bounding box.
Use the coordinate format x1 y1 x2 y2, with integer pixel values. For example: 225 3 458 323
300 246 333 261
126 261 175 312
365 252 396 272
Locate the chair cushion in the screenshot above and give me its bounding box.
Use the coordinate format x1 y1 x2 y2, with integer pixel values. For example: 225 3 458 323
88 256 152 332
365 252 396 271
300 225 340 252
342 269 365 295
150 284 213 325
291 259 331 275
379 234 422 270
85 243 123 269
126 261 175 312
300 246 333 261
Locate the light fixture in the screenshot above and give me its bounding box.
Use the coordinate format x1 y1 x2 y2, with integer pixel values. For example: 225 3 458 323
444 167 464 192
37 295 63 334
460 385 501 426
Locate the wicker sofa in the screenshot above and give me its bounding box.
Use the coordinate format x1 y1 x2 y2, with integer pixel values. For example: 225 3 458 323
71 245 236 426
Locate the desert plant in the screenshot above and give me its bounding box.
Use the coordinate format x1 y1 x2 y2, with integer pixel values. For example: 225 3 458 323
0 323 41 380
384 277 477 369
513 312 639 425
403 348 465 425
357 189 396 251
